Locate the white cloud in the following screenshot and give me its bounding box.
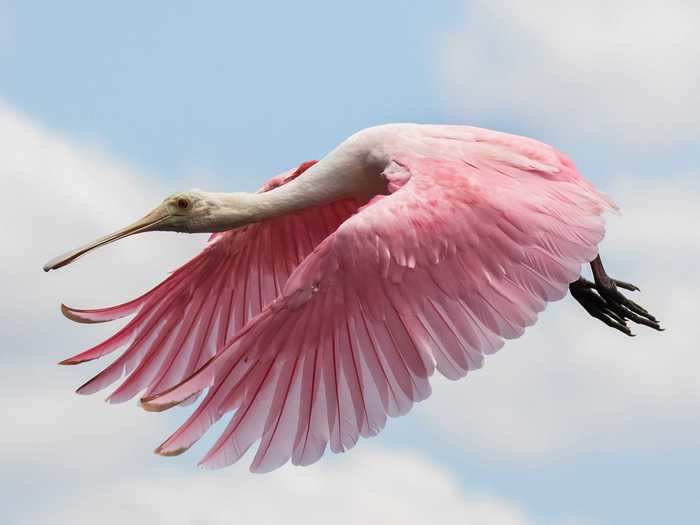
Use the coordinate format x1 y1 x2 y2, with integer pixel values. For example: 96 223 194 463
1 365 171 473
439 1 700 146
0 100 204 333
420 171 700 460
2 370 540 525
18 449 538 525
0 99 205 474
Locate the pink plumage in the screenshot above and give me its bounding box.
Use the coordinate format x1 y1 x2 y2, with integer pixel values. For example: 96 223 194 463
46 124 660 473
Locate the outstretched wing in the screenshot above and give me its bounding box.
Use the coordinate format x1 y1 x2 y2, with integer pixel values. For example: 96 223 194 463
61 160 361 404
144 134 615 472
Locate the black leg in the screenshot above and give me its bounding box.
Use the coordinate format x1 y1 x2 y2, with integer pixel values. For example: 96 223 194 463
570 255 663 335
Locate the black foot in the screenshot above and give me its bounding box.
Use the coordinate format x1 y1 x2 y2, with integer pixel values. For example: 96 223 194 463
570 259 663 336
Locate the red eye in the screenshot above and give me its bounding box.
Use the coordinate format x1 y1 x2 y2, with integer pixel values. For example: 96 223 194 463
177 198 190 210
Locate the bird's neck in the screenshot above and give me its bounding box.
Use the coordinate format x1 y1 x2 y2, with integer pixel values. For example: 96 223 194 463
205 155 387 232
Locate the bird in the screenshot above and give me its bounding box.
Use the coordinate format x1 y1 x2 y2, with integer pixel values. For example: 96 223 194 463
44 123 662 472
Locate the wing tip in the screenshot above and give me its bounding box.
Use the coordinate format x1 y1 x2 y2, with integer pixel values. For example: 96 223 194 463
61 303 105 324
139 395 182 413
140 355 216 412
75 380 97 396
58 354 97 366
154 443 190 457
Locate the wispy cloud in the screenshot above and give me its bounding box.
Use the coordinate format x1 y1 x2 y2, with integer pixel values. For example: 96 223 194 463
1 100 203 326
18 449 544 525
0 97 204 478
439 1 700 146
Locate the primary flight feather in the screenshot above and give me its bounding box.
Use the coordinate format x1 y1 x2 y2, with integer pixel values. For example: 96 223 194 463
44 124 661 472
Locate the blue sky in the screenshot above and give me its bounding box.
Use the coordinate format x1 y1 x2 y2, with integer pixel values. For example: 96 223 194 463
1 2 456 179
2 2 699 525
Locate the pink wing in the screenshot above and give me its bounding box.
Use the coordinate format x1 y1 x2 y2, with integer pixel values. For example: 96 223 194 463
144 133 616 472
61 160 361 403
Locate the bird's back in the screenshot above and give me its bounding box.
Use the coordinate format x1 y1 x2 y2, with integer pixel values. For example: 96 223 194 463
344 123 594 187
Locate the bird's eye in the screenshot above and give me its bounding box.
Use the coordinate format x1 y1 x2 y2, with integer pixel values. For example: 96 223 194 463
176 198 190 210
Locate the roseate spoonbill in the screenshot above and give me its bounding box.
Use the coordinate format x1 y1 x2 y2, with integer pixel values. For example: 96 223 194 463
44 124 661 472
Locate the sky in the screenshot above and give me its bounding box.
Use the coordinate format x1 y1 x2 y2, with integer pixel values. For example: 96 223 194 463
1 2 698 524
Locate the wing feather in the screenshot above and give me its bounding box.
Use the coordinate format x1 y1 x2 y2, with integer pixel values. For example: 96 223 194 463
143 132 615 472
61 161 360 404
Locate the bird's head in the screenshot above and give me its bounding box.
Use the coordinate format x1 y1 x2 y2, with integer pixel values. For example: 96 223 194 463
42 189 244 272
148 190 215 232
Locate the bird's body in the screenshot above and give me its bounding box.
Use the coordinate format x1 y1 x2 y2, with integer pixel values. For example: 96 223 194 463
45 124 661 472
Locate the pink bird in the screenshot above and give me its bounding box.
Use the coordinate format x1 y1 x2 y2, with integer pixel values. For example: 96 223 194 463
44 124 661 472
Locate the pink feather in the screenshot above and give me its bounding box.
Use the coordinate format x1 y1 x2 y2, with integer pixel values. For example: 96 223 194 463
61 161 361 402
140 126 615 472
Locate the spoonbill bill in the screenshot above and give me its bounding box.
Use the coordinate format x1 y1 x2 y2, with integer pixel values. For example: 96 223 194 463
44 124 661 472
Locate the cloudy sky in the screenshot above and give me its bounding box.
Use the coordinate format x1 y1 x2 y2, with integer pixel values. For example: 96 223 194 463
1 2 698 524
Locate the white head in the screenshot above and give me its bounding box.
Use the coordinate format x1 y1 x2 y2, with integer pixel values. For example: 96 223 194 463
43 189 254 271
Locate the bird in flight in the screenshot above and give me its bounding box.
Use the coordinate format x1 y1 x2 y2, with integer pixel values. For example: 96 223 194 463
44 124 662 472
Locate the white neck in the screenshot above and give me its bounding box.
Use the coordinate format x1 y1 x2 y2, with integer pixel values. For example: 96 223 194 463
202 149 387 232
